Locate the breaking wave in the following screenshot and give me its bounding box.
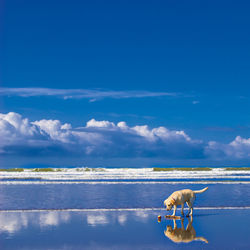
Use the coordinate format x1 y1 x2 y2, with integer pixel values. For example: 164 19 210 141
1 181 250 185
1 167 250 183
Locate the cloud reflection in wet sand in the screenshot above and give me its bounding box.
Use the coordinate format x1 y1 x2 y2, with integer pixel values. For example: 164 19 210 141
0 213 28 234
0 212 70 234
0 211 131 234
0 210 159 235
87 213 108 226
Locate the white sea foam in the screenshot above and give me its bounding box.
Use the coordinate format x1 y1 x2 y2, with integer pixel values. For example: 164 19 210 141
1 206 250 213
0 167 250 182
1 181 250 185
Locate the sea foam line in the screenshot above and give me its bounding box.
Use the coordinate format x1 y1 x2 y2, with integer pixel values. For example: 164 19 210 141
0 181 250 185
1 206 250 213
1 176 250 180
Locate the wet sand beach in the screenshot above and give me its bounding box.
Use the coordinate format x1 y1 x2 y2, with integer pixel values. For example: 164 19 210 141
0 209 250 249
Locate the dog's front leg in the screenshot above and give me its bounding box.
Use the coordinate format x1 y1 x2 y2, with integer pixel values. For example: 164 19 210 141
181 219 185 230
172 205 177 216
181 204 184 216
173 219 177 230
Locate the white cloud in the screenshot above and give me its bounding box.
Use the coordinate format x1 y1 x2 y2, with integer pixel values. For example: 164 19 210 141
86 119 115 129
117 121 128 130
0 112 203 158
206 136 250 160
0 87 178 100
0 112 249 161
32 119 74 143
0 112 41 149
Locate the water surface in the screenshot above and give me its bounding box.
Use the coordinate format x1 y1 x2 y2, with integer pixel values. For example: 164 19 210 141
0 209 249 249
0 183 250 210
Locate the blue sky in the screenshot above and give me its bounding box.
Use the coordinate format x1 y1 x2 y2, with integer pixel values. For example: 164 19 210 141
1 0 250 167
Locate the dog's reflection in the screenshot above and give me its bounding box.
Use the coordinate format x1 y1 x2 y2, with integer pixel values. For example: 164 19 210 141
164 216 208 244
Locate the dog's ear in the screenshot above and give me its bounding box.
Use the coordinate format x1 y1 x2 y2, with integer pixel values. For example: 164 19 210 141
170 196 176 204
170 199 175 205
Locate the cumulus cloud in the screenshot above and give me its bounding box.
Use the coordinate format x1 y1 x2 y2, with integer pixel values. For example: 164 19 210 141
0 112 42 149
205 136 250 160
0 112 249 161
86 119 116 129
0 112 203 159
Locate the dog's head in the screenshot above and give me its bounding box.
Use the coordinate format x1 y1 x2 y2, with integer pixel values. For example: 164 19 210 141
164 226 174 238
166 225 173 232
164 197 176 211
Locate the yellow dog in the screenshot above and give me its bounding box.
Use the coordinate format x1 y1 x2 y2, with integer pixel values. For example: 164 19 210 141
164 187 208 216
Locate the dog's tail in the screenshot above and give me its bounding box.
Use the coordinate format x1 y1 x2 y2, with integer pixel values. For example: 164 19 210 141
193 187 208 194
195 237 209 243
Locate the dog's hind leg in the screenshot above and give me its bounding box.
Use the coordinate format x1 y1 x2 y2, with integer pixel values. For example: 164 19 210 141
186 198 195 216
186 201 190 214
186 216 193 231
186 203 193 216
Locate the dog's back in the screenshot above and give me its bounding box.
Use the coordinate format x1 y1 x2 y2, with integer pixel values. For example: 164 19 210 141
174 189 195 203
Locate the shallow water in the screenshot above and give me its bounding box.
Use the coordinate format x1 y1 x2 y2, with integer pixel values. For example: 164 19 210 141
0 183 250 210
0 209 249 249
